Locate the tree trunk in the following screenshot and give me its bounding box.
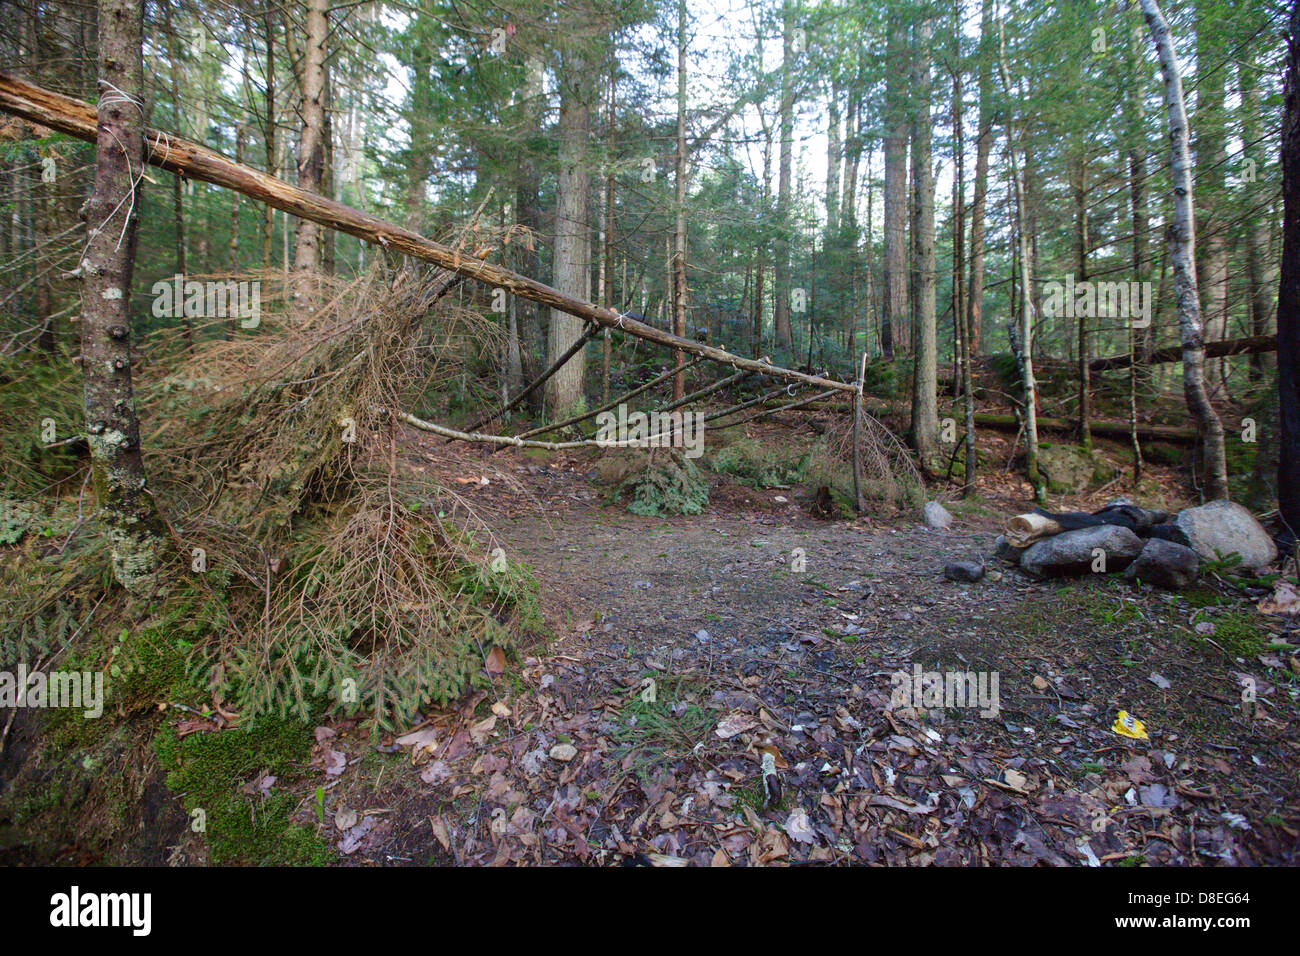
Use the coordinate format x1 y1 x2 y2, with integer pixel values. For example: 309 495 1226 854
405 17 434 230
547 46 594 417
1140 0 1229 500
673 0 689 401
515 54 546 408
753 57 773 357
163 0 191 347
1122 0 1147 479
773 2 795 350
229 123 244 273
1074 157 1091 448
842 77 863 355
292 0 328 272
601 55 616 403
950 14 976 496
1242 51 1275 382
1277 0 1300 547
883 10 909 360
321 61 336 275
966 0 993 359
826 77 842 237
1195 0 1229 392
997 8 1044 501
261 9 277 270
910 17 939 472
80 0 167 595
227 122 244 339
0 72 857 397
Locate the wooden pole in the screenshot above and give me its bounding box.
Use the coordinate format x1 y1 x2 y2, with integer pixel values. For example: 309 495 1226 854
509 357 705 443
459 322 603 435
655 366 755 413
853 352 867 513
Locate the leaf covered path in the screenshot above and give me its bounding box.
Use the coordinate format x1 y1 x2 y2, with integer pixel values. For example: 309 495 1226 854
317 445 1300 866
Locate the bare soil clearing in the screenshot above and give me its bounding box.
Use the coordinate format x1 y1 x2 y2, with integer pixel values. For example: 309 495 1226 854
310 430 1300 866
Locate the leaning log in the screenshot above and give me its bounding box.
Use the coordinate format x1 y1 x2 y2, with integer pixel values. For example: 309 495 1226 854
1090 333 1277 372
0 72 852 396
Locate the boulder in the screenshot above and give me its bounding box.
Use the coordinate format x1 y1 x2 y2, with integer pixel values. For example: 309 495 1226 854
1170 499 1277 569
1020 524 1144 577
1038 444 1108 495
943 560 985 583
1123 538 1201 590
923 501 953 530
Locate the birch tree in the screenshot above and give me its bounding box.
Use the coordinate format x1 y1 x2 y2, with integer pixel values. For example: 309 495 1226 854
966 0 994 361
1139 0 1229 500
997 3 1044 501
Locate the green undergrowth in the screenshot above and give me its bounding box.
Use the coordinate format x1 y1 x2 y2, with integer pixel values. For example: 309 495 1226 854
1 505 542 861
605 449 708 516
611 672 717 785
798 436 923 517
706 437 802 489
0 583 333 864
1190 608 1269 659
0 352 86 501
210 500 545 738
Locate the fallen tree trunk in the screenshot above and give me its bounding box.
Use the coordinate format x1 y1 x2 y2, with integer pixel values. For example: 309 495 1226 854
0 72 851 396
753 398 1197 444
972 412 1194 444
1090 333 1277 372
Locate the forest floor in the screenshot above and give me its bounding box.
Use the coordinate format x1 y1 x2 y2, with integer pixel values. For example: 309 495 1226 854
300 419 1300 866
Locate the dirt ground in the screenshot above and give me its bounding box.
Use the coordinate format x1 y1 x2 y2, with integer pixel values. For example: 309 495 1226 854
299 421 1300 866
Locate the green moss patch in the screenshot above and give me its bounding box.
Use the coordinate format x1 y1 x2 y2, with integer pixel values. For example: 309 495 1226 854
154 717 333 865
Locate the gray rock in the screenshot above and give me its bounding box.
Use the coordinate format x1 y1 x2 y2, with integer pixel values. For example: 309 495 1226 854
1123 538 1201 590
1020 524 1144 577
923 501 954 530
943 560 985 583
1171 499 1277 569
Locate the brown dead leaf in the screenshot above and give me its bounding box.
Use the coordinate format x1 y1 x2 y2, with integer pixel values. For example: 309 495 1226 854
715 712 758 739
469 715 498 745
429 815 452 852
